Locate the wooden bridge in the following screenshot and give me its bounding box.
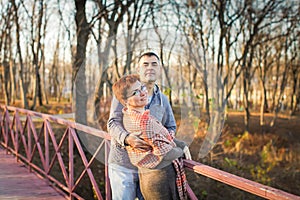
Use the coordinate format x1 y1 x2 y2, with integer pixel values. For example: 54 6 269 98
0 147 65 200
0 105 299 200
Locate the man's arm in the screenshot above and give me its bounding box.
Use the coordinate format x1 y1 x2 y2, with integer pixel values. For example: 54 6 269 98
107 96 128 146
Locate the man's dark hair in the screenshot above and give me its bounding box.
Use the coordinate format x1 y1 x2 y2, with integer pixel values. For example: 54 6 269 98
138 52 160 62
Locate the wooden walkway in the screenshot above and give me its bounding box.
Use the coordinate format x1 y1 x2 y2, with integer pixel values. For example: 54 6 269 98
0 147 66 200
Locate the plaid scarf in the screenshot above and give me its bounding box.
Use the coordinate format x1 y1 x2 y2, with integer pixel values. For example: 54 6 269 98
123 108 176 168
173 157 187 200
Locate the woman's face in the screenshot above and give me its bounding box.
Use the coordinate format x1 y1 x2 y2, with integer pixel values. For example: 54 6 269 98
126 81 148 109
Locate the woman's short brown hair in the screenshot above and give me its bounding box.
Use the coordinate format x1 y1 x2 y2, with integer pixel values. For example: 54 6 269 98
112 74 140 105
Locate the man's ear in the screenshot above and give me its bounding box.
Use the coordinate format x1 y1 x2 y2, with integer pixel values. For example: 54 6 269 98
158 64 162 74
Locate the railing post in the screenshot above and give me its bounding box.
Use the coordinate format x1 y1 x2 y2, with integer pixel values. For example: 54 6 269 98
14 111 21 161
10 112 17 155
105 139 111 200
69 128 74 200
44 121 49 173
4 108 10 150
0 107 2 143
27 117 32 172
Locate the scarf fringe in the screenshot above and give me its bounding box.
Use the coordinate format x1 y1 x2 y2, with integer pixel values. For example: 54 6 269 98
173 158 187 200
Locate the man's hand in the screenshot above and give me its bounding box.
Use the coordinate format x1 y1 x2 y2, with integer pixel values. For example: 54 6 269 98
125 132 151 151
183 146 192 160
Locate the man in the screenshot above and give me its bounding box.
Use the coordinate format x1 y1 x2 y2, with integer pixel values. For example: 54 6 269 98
107 52 191 200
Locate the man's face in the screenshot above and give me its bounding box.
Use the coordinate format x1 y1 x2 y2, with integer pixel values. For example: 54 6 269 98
137 55 161 83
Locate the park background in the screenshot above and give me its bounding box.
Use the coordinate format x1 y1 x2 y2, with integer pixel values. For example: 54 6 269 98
0 0 299 199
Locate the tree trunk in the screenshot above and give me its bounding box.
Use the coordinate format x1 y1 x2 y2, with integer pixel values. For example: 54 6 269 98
74 0 89 125
11 0 28 108
73 0 90 151
41 58 48 104
31 0 44 109
289 62 299 115
2 62 10 105
271 39 289 127
243 71 250 132
8 42 16 104
260 80 266 126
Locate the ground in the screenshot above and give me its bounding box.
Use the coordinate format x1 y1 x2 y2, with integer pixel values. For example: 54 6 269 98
187 111 300 199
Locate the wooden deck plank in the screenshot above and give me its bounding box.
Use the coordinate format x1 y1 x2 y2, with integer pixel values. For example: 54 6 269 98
0 147 66 200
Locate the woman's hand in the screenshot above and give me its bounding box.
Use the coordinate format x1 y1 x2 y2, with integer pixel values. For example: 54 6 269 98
183 146 192 160
125 132 151 151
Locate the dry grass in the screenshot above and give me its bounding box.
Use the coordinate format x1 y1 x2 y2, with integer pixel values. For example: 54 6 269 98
188 111 300 199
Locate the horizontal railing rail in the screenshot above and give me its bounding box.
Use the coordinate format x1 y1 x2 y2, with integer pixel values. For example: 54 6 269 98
1 105 299 200
184 160 300 200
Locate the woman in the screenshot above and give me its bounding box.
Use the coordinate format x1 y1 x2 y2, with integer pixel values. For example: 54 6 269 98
112 74 190 200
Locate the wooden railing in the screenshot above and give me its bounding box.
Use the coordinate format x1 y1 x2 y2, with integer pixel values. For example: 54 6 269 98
0 105 299 200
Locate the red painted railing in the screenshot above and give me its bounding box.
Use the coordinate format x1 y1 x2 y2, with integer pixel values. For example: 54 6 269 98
0 105 299 200
0 105 111 200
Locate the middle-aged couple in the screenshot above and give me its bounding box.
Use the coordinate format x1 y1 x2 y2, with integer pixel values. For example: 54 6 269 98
107 52 192 200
